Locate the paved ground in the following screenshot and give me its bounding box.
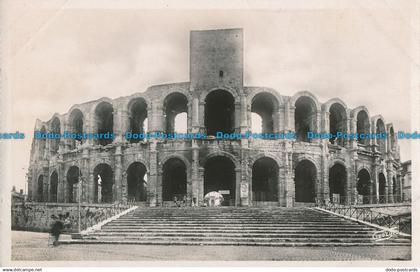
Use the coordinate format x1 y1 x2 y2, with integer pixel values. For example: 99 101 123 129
11 231 411 261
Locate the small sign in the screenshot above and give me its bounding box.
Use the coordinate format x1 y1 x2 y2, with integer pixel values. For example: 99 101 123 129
218 190 230 195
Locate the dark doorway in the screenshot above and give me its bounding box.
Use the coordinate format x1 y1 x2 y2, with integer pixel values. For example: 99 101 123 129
127 162 147 202
357 169 371 203
329 163 347 203
252 157 278 202
162 158 187 201
50 171 58 202
295 97 317 142
205 90 235 136
204 156 236 206
95 102 114 146
66 166 80 203
294 160 317 203
94 164 114 203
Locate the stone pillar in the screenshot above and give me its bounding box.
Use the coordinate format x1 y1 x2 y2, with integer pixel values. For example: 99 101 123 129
147 141 158 206
199 101 206 134
284 142 294 207
278 163 285 207
198 167 205 205
239 159 250 206
240 95 248 133
387 164 393 203
120 107 129 143
235 101 241 133
235 167 241 206
192 97 200 133
191 141 200 206
321 143 330 203
57 160 65 203
113 146 122 203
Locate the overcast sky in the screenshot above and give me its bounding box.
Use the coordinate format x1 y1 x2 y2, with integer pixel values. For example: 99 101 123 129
3 0 418 192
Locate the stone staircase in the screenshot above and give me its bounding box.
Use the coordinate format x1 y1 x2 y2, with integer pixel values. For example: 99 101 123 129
68 207 411 246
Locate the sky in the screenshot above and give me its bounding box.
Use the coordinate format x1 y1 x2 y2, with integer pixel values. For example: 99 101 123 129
3 0 418 192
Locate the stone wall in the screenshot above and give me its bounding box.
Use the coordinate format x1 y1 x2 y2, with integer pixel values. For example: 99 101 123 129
11 202 132 233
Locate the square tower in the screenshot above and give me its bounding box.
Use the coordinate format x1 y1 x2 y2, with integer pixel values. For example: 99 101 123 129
190 28 243 91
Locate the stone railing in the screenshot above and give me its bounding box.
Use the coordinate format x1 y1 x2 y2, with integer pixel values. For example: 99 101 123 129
11 202 133 233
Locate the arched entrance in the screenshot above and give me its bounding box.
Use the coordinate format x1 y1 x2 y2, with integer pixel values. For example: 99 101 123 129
127 162 147 202
329 163 347 204
329 103 347 146
50 171 58 202
251 92 278 133
95 102 114 146
295 96 317 142
204 156 236 206
205 90 235 136
357 169 371 204
294 160 317 203
252 157 278 203
162 158 187 202
356 110 370 145
164 93 188 134
37 175 44 202
378 173 386 203
128 98 148 144
68 109 84 149
66 166 80 203
50 117 61 154
93 164 114 203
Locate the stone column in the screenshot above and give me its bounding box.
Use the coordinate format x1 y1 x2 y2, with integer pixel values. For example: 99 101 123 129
284 142 294 207
191 141 200 206
240 95 248 133
192 97 199 133
147 141 158 207
114 146 122 203
239 158 250 207
235 101 241 133
235 167 241 206
57 160 65 203
321 144 330 203
198 167 205 205
387 164 393 203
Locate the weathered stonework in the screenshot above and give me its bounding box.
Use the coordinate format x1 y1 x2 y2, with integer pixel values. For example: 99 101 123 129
27 28 402 207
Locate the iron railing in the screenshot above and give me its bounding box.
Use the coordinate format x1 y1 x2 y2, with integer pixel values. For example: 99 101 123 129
316 201 411 235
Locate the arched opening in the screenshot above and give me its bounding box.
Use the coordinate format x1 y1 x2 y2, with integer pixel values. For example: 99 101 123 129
164 93 188 134
376 119 386 153
38 126 47 158
329 163 347 203
66 166 80 203
50 117 61 153
329 103 347 146
127 162 147 202
251 113 263 133
50 171 58 202
128 98 148 143
252 157 278 203
204 156 236 206
162 158 187 202
378 173 386 203
205 90 235 136
357 169 371 204
390 127 395 151
294 160 317 203
356 110 370 145
251 92 278 134
295 96 317 142
95 102 114 146
69 109 84 149
37 175 44 202
93 164 114 203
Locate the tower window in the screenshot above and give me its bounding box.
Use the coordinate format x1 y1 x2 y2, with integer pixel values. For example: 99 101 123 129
219 70 224 78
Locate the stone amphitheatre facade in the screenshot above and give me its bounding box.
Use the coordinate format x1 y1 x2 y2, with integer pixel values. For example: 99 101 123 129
27 28 402 207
